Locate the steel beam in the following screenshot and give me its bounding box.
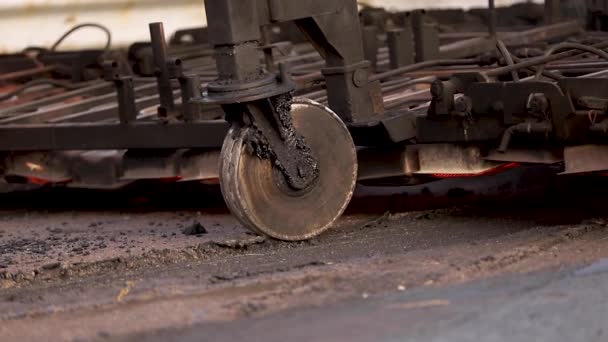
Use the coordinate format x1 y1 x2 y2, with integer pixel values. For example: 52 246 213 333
0 121 228 151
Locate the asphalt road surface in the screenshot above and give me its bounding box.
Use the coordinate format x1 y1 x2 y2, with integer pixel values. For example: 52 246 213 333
0 166 607 342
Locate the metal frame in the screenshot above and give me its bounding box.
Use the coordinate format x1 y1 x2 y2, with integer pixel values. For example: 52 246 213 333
0 121 227 151
0 0 607 186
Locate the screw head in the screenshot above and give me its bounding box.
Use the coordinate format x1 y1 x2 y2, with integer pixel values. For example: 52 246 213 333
353 68 369 88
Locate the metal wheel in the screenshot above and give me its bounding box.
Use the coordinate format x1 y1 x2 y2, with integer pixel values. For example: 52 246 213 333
219 98 357 241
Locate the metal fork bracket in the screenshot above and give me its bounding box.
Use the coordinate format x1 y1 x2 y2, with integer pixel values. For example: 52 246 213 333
202 0 294 105
421 72 573 145
202 0 380 189
202 0 378 119
222 92 320 191
422 72 608 150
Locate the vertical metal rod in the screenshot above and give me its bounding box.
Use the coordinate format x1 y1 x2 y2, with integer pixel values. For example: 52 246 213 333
204 0 262 83
179 75 201 122
488 0 497 38
412 10 439 62
261 27 276 73
544 0 561 25
103 60 137 124
387 28 414 69
362 26 379 71
115 77 137 124
149 22 175 118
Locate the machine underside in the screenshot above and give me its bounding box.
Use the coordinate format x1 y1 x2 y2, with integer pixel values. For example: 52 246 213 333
1 0 608 240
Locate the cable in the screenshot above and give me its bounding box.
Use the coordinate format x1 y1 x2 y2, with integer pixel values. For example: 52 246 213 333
382 76 437 94
534 42 608 80
487 40 608 78
510 54 561 81
51 23 112 53
0 79 83 102
496 40 520 81
370 58 481 82
2 23 113 103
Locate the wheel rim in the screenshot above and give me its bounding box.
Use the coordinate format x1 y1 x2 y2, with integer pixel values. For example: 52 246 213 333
219 98 357 241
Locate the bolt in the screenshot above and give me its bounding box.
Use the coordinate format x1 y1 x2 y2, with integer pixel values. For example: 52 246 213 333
527 93 549 115
454 96 473 114
430 80 444 98
353 68 369 88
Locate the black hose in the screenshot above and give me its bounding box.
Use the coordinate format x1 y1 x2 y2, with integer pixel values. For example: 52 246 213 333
51 23 112 53
497 122 552 153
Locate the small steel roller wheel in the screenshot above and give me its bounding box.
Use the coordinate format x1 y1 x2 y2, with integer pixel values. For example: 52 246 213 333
219 98 357 241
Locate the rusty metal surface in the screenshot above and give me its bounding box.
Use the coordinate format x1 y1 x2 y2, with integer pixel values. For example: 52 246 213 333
0 11 596 169
561 144 608 174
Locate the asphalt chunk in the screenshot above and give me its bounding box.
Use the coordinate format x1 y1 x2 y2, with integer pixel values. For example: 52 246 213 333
182 222 208 236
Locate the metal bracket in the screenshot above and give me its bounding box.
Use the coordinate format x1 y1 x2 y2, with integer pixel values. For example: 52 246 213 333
103 61 136 124
203 0 376 123
201 0 374 188
223 92 319 191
